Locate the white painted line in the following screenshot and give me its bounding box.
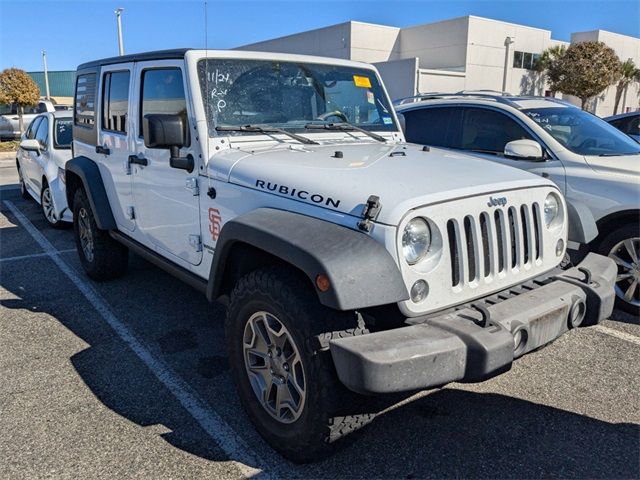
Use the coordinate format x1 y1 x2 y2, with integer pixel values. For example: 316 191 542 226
1 249 76 263
3 200 271 479
592 324 640 347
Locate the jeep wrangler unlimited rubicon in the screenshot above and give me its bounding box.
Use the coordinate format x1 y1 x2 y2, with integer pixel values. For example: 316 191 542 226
66 49 616 463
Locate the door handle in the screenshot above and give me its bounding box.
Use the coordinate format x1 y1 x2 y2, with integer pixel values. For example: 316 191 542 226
96 145 111 155
128 155 148 166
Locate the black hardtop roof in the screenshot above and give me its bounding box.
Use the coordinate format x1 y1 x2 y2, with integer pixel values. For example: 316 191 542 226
77 48 192 70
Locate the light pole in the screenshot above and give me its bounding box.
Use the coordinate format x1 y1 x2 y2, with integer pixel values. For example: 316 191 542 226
502 36 515 93
41 50 51 100
115 8 125 56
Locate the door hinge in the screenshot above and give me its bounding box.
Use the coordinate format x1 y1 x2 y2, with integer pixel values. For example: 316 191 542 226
189 234 202 252
126 206 135 220
186 177 199 196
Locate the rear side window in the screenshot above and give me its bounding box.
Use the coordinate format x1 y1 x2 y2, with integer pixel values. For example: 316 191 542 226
402 107 457 148
75 73 97 127
102 71 130 134
140 68 187 137
460 108 532 154
611 115 639 136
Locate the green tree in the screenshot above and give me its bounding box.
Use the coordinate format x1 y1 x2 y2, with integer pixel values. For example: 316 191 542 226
613 59 639 114
0 68 40 134
531 44 566 96
547 41 622 109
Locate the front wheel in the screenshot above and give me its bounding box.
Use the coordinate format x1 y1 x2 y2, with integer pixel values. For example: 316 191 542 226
17 162 30 200
225 267 372 463
597 224 640 316
73 188 128 281
41 183 66 229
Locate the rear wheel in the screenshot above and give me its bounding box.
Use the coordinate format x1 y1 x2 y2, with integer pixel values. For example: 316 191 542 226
73 188 128 281
17 162 30 200
225 267 372 463
597 224 640 316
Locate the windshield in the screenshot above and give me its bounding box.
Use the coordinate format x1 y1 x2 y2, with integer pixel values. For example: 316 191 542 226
197 59 397 136
54 118 72 148
523 107 640 156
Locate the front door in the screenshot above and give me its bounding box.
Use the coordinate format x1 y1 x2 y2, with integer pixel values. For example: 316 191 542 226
97 63 135 232
130 60 202 265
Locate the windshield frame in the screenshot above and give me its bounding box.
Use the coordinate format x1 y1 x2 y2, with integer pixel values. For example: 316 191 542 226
522 106 640 157
195 57 400 139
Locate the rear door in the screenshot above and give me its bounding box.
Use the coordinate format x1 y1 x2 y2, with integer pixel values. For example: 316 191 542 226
130 60 202 265
97 63 135 232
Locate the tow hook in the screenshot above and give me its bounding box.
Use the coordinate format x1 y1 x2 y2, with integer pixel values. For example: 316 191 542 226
357 195 381 232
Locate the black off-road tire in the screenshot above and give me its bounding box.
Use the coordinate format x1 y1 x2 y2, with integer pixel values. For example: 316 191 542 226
225 266 373 463
595 224 640 316
17 161 30 200
72 188 128 281
40 181 67 229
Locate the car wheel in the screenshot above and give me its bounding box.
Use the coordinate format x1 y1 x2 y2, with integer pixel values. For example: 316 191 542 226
225 266 372 463
17 162 30 200
73 188 128 281
40 182 66 229
597 224 640 316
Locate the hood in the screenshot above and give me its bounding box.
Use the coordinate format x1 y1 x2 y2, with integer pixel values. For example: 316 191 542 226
209 141 553 225
584 154 640 178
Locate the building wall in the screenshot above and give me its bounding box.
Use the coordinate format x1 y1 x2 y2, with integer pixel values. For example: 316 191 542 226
569 30 640 116
350 22 400 63
373 58 418 100
27 70 75 98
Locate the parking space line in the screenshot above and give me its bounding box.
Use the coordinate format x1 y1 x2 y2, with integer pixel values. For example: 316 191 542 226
1 249 76 263
592 324 640 346
3 200 271 479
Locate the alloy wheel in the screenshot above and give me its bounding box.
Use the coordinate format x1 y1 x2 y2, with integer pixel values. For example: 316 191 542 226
42 187 57 224
609 237 640 308
78 207 95 262
242 311 306 424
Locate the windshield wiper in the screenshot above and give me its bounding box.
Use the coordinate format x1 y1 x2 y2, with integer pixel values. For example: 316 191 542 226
304 122 387 143
215 125 318 145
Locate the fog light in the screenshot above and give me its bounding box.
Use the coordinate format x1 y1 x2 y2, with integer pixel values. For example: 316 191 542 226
410 280 428 303
513 328 528 354
555 239 565 256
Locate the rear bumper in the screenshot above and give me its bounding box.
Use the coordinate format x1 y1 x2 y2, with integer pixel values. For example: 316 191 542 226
330 253 616 394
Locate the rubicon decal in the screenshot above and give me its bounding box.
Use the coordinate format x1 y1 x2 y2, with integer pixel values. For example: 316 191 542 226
208 208 222 241
255 180 341 208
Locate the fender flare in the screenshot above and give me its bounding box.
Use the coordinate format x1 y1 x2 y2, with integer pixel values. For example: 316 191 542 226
65 156 116 230
565 199 598 245
207 208 409 311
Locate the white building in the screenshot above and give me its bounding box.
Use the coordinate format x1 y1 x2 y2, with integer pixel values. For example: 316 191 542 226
237 16 640 116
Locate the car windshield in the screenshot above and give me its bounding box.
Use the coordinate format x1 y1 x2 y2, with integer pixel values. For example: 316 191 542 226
54 118 72 148
523 107 640 156
197 58 397 136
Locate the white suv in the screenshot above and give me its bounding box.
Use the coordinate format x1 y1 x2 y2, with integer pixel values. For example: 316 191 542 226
397 93 639 314
66 50 615 462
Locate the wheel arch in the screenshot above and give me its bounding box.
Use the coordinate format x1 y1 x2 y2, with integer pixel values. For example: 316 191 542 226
65 156 116 230
207 208 409 311
592 209 640 248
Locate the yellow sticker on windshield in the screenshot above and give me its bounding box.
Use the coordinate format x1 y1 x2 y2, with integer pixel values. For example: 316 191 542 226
353 75 372 88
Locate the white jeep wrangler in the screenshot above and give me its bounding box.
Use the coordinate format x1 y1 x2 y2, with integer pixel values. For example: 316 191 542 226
67 49 616 463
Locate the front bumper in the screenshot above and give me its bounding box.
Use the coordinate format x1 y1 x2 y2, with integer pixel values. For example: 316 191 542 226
330 253 616 394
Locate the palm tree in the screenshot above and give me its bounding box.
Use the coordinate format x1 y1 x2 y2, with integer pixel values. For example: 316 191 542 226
613 59 639 114
533 45 567 96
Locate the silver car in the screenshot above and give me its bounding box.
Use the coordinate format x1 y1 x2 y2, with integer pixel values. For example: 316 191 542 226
0 100 56 140
604 111 640 142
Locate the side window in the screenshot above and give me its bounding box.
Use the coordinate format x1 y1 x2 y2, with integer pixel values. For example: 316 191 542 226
461 108 532 154
37 102 48 114
102 71 130 134
75 73 97 127
140 68 187 138
627 116 640 136
402 107 457 148
34 117 49 149
26 117 42 140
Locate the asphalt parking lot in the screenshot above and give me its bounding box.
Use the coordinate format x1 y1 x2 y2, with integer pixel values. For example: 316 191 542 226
1 154 639 479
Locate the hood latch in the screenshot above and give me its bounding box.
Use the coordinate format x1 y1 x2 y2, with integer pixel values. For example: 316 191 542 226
357 195 381 232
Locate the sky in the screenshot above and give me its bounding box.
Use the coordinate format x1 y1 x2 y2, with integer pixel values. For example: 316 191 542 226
0 0 638 72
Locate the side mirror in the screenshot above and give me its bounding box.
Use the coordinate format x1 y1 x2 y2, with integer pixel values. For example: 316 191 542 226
504 139 544 161
143 114 193 172
20 138 41 154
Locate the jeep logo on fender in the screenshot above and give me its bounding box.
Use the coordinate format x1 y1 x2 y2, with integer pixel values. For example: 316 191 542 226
255 180 341 209
487 196 507 207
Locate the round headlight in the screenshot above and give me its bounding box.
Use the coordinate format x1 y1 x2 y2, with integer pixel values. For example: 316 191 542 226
402 218 431 265
544 193 560 228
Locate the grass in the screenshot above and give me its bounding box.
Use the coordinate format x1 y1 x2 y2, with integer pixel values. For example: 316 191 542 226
0 140 19 152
